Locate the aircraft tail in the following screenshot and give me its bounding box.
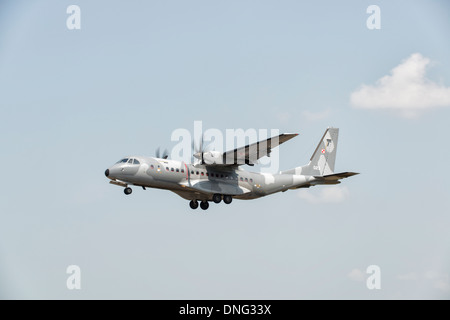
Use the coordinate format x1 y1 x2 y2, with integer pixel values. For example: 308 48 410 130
283 127 339 176
301 127 339 176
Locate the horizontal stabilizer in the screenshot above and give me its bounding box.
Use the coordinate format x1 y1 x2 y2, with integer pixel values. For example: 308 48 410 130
314 172 359 180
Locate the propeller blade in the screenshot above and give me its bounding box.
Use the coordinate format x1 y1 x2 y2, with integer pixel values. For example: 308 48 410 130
192 134 209 164
162 149 169 159
155 147 160 158
191 137 200 164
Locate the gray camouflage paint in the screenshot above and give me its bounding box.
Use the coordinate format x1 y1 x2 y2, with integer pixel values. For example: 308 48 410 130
105 128 357 203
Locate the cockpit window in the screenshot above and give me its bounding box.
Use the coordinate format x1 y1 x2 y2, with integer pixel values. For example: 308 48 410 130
117 158 140 165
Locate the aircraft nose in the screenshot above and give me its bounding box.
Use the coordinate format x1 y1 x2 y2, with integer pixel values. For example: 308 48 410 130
105 169 109 177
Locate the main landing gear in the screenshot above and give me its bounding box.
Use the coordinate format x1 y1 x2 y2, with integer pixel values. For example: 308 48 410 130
189 200 199 209
189 194 232 210
212 193 222 203
223 195 232 204
200 201 209 210
189 200 209 210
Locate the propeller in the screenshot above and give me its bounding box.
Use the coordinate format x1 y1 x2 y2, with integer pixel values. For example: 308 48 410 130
155 147 169 159
192 134 211 165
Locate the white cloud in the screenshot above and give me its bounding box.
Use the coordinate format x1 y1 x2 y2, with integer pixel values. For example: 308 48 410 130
298 186 349 204
348 268 365 282
350 53 450 117
301 109 331 121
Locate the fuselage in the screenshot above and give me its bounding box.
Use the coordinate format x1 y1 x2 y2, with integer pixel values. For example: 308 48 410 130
105 156 314 201
104 127 358 210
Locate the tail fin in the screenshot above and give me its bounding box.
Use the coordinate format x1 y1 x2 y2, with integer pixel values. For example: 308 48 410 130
299 127 339 176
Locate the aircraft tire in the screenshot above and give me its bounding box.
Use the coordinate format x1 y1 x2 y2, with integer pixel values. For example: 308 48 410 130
212 194 222 203
189 200 199 209
223 195 232 204
200 201 209 210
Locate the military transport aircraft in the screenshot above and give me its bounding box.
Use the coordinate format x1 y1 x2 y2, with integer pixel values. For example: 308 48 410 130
104 128 358 210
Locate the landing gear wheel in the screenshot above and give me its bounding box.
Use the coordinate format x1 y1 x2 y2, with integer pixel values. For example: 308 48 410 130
200 201 209 210
189 200 199 209
223 195 232 204
124 187 132 195
212 193 222 204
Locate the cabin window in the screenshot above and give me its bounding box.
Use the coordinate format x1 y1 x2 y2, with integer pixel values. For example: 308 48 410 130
176 168 179 172
166 167 169 171
245 178 248 182
196 171 199 175
171 168 174 172
240 177 243 181
150 164 154 169
201 172 204 176
181 169 184 173
250 178 253 183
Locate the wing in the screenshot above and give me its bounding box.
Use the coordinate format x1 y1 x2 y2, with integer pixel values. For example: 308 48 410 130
219 133 298 166
172 180 251 201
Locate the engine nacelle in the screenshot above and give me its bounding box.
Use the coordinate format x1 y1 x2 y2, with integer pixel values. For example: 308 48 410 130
202 151 224 165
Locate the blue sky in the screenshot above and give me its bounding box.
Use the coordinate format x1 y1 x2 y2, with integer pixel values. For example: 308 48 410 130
1 0 450 299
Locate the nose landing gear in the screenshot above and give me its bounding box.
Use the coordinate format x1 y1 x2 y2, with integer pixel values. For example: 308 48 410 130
124 187 132 195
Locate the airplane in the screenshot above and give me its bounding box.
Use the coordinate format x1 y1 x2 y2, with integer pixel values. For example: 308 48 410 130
104 127 358 210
